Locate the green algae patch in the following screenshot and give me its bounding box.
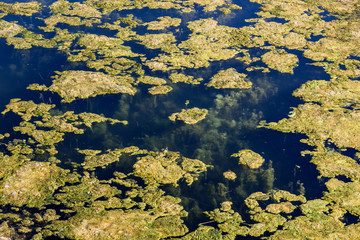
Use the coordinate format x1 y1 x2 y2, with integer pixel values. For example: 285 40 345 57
206 68 251 89
169 107 208 124
306 149 360 181
261 103 360 150
205 203 248 238
137 33 179 54
144 16 181 30
232 149 265 169
223 170 237 180
261 50 298 74
138 76 167 86
50 208 188 240
79 148 128 171
293 79 360 109
177 226 228 240
265 201 296 214
0 161 68 208
2 98 54 121
303 37 356 62
29 71 136 102
133 150 208 186
3 99 124 152
169 73 203 85
148 85 173 95
0 20 23 38
324 179 360 217
0 2 42 16
0 153 29 180
50 1 101 18
54 174 120 208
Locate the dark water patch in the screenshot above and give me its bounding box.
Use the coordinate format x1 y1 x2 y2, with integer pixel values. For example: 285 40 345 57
342 212 360 225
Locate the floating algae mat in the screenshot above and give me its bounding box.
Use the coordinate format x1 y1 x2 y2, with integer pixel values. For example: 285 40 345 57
0 0 359 239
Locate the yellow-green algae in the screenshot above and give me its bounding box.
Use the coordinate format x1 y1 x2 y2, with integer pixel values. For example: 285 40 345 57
2 99 125 155
261 50 298 74
0 0 359 239
223 170 237 180
138 76 167 86
143 16 181 30
0 161 70 208
148 85 173 95
133 150 208 186
206 68 252 89
0 2 42 16
169 73 203 85
28 70 136 102
79 147 140 171
231 149 265 169
169 107 208 124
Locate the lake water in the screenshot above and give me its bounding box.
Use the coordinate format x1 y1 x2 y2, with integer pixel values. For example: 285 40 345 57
0 0 354 239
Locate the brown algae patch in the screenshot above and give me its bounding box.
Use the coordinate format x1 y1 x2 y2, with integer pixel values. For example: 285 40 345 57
206 68 251 89
28 70 136 102
169 107 208 124
232 149 265 169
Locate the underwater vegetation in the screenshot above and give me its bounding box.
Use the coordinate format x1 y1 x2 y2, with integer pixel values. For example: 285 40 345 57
0 0 359 239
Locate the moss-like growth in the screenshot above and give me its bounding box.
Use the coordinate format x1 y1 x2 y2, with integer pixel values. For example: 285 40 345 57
133 150 208 186
261 50 298 74
232 149 265 169
0 162 69 208
169 107 208 124
148 85 173 95
29 71 136 102
293 79 360 109
261 103 360 150
207 68 251 89
138 76 167 86
169 73 203 85
144 16 181 30
223 170 237 180
0 2 42 16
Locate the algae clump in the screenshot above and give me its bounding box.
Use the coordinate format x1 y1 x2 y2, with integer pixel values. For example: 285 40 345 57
207 68 252 89
232 149 265 169
169 107 208 124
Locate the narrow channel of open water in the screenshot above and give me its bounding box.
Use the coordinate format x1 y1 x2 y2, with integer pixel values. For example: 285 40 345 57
0 0 331 235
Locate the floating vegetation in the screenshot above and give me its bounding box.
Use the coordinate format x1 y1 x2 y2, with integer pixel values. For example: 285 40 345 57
143 16 181 30
223 170 237 180
148 85 173 95
206 68 252 89
232 149 265 169
0 0 359 239
261 50 298 74
28 71 136 102
169 107 208 124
